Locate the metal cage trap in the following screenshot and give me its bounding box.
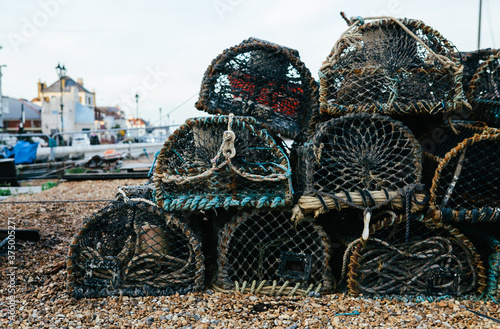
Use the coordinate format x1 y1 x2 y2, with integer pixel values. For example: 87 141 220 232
468 50 500 128
195 37 318 141
153 115 293 212
458 49 499 96
419 121 493 188
214 209 335 296
319 17 464 118
344 214 486 297
429 130 500 223
293 113 426 235
67 202 205 298
450 223 500 300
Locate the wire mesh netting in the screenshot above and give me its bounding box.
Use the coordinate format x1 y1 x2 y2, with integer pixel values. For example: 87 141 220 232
459 49 499 96
430 131 500 223
115 184 154 202
468 50 500 128
296 113 423 218
451 223 500 300
153 116 293 211
319 18 463 118
215 209 335 296
67 202 204 298
419 121 492 188
195 37 318 141
345 215 486 297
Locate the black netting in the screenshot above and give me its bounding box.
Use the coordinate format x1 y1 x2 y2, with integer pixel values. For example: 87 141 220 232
468 51 500 128
195 38 318 141
299 113 422 195
452 223 500 300
115 184 154 202
419 121 492 188
153 116 292 211
430 132 500 222
459 49 498 95
319 18 463 118
346 215 485 297
419 121 490 158
215 209 335 295
67 202 204 298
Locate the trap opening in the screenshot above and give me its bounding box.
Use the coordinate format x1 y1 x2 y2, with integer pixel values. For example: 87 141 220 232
278 251 312 280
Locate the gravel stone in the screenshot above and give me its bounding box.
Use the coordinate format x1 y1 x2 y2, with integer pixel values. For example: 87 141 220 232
1 179 500 328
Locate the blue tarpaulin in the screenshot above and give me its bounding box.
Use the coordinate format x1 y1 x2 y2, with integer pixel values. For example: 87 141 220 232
12 141 39 164
2 146 15 159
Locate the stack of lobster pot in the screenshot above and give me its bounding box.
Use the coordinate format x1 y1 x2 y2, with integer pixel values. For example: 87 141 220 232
154 38 335 296
415 48 500 300
293 16 487 298
67 17 499 300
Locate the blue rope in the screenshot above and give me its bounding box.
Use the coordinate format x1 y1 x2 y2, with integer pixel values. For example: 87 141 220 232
148 150 161 177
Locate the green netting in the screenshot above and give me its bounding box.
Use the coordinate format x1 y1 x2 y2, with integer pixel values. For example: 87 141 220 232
154 116 293 211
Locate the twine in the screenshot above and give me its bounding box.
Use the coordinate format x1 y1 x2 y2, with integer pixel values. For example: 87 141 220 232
157 115 290 186
343 15 460 73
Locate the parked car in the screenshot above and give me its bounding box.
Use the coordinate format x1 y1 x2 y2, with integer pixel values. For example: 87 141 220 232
72 133 91 146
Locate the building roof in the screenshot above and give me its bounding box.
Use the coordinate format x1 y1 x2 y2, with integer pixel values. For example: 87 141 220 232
96 106 124 119
128 118 146 126
2 97 41 120
43 76 91 94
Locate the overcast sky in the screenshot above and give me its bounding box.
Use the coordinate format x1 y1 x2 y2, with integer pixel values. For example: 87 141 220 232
0 0 498 127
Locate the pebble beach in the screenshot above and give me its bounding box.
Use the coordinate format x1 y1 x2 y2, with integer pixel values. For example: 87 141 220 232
1 180 499 328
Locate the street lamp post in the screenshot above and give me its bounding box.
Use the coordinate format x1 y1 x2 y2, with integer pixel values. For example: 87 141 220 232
135 93 139 137
55 63 66 144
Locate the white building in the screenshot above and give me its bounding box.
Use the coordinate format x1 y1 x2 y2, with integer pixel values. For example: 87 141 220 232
36 77 95 139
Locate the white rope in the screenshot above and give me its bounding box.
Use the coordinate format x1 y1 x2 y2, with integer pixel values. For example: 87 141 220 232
116 186 158 208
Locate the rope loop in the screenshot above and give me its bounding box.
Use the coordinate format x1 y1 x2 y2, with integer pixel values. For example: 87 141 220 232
222 130 236 159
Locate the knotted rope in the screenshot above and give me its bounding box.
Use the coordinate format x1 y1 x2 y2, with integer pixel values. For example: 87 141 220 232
158 114 290 185
327 14 461 74
117 186 158 208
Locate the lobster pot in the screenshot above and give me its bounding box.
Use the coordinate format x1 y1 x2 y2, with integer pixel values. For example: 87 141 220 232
195 37 318 141
319 18 463 119
459 49 499 95
297 113 422 210
451 223 500 300
215 209 335 295
345 215 486 297
154 116 293 212
419 121 492 188
430 132 500 223
468 50 500 128
67 202 204 298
